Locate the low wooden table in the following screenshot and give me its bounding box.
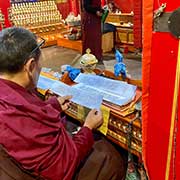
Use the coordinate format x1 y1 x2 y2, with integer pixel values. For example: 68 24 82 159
57 37 82 53
39 70 142 159
61 71 142 159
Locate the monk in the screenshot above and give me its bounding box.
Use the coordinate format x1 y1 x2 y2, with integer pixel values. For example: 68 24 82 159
81 0 103 62
0 27 125 180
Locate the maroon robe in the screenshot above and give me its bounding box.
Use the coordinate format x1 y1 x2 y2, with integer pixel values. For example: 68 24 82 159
81 0 102 61
0 78 94 180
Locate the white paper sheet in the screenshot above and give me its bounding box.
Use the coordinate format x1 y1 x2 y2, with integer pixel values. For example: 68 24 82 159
74 73 137 106
50 81 103 110
37 75 58 90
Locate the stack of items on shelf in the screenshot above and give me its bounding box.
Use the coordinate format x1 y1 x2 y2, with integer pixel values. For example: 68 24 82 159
65 13 81 26
9 1 66 46
63 13 81 41
0 9 5 29
65 27 81 40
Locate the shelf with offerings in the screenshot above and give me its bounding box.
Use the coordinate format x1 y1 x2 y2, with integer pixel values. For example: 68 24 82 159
8 1 66 47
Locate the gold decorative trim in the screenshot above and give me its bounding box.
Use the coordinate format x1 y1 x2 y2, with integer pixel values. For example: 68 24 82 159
165 40 180 180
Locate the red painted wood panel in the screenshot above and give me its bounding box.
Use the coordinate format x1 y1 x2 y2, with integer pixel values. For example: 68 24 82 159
177 93 180 178
56 1 70 19
0 0 10 27
114 0 134 13
147 33 178 179
133 0 142 48
143 0 180 179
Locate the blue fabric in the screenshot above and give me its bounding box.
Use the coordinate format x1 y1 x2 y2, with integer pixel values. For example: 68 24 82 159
66 66 81 81
114 63 126 77
115 49 123 63
114 50 127 78
102 23 116 34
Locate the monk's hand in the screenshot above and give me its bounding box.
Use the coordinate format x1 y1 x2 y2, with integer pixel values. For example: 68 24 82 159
96 10 103 17
45 90 55 100
83 109 103 130
57 95 72 111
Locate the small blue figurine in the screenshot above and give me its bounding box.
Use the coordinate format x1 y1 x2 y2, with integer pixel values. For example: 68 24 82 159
66 66 81 81
115 49 123 63
114 49 127 78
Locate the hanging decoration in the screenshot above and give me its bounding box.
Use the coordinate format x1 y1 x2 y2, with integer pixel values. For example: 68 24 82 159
168 8 180 39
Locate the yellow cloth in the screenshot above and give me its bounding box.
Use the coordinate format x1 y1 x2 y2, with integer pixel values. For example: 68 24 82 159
98 105 110 136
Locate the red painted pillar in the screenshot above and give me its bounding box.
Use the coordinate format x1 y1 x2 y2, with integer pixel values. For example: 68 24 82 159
69 0 80 16
56 1 70 19
133 0 142 48
0 0 11 27
101 0 105 6
114 0 134 13
69 0 106 14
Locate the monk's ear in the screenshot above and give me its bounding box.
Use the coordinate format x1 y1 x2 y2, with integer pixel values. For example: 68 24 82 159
24 58 36 73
